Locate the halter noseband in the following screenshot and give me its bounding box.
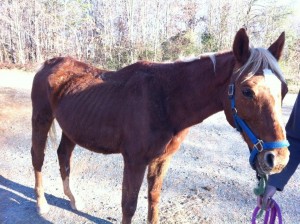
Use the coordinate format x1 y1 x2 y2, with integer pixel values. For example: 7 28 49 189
228 84 289 169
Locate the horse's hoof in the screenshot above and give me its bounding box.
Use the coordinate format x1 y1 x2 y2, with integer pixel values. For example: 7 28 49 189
37 202 50 214
70 198 85 211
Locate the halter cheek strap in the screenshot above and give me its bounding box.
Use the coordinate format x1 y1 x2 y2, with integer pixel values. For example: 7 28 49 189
228 84 290 169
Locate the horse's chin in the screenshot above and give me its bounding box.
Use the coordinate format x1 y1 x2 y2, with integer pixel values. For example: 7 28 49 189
255 158 272 176
255 159 286 176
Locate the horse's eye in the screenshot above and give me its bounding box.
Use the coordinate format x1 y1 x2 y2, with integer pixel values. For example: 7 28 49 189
242 89 254 99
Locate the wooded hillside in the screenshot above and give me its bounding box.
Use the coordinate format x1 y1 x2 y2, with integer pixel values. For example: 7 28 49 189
0 0 299 90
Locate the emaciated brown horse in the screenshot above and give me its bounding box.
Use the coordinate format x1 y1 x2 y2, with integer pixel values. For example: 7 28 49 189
31 29 290 223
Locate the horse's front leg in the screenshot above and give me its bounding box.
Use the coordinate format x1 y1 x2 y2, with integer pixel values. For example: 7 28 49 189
57 133 84 210
147 157 172 224
147 129 189 223
121 161 147 224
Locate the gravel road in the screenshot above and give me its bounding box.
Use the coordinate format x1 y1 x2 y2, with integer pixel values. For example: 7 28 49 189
0 69 299 223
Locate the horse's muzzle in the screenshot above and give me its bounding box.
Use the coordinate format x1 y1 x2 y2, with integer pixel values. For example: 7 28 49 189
255 147 290 175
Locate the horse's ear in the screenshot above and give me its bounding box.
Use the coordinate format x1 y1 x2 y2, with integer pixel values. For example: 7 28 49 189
268 32 285 61
233 28 250 64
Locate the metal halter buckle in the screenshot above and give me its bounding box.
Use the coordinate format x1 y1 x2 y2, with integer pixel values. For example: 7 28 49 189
228 84 234 97
254 139 264 152
232 107 238 114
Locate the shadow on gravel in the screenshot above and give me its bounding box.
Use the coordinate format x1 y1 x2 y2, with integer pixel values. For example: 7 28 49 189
0 175 112 224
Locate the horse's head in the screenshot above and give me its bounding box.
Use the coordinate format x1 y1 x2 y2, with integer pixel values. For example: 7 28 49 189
226 28 289 175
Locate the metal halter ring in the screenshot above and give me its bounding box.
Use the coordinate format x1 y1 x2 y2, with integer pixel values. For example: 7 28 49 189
253 139 264 152
232 107 238 114
228 84 235 96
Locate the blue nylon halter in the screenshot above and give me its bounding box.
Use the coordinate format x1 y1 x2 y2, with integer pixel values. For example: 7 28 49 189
228 84 289 169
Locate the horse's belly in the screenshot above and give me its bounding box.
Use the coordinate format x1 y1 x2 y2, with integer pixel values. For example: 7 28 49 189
76 141 121 154
54 112 122 155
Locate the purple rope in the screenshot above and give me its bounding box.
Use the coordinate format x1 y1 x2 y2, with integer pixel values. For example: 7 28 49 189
251 207 260 223
273 200 283 223
269 206 276 223
263 209 270 224
251 199 282 224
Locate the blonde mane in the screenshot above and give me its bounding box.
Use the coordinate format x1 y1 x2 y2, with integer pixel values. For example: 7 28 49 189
235 48 286 83
178 53 216 73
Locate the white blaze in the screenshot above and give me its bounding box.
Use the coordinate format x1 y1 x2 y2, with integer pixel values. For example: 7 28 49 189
263 69 281 95
263 69 285 136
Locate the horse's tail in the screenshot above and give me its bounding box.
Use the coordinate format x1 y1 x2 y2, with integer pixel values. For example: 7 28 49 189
47 120 58 150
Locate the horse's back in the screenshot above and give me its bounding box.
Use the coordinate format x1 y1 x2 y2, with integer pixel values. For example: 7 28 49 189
32 57 106 108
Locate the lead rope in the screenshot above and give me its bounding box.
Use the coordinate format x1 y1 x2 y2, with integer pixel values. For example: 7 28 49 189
253 175 268 219
251 175 283 224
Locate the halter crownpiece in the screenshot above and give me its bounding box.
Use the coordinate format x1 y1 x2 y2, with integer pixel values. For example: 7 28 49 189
228 84 290 169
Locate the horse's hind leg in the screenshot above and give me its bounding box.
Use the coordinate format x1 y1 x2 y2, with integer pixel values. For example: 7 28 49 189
57 132 84 211
31 108 53 214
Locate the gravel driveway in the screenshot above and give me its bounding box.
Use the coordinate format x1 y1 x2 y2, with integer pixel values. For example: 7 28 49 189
0 69 299 223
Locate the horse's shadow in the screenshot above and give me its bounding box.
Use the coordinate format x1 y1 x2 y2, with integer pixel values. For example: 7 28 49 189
0 175 112 224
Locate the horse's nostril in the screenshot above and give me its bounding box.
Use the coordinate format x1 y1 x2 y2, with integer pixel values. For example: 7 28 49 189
265 152 275 168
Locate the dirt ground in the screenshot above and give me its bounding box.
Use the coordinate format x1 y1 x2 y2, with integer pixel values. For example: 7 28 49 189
0 69 299 224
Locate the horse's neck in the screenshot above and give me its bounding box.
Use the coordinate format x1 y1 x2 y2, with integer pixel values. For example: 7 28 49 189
166 52 235 131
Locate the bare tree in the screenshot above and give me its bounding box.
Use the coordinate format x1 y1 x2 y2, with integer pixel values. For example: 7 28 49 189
0 0 298 87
